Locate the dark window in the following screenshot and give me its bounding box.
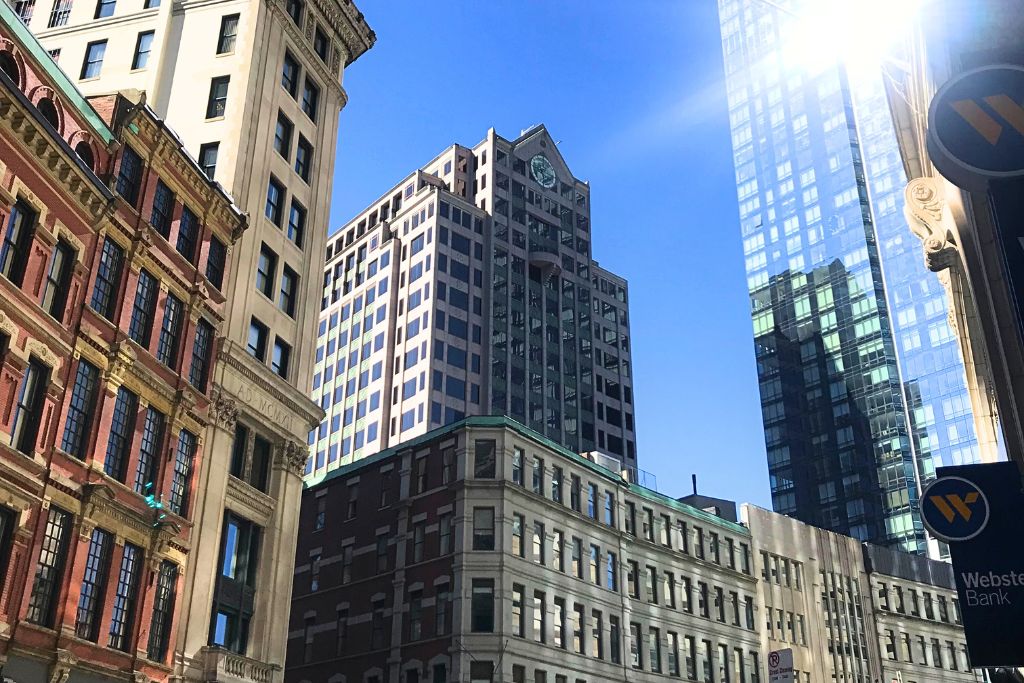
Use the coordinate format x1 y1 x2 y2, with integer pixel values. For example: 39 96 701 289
272 337 290 378
133 407 165 493
473 439 496 478
0 52 18 84
90 236 124 319
313 27 329 61
218 513 261 585
287 199 305 248
206 76 229 118
274 112 292 158
198 142 219 179
156 293 183 367
26 506 72 627
210 513 260 653
206 236 226 290
103 386 138 482
0 506 17 592
216 14 238 54
285 0 302 25
11 358 47 454
176 205 199 263
279 265 297 316
37 97 59 129
132 30 153 69
150 180 174 237
247 318 268 360
168 429 197 515
265 176 284 225
12 0 35 24
41 239 75 321
189 319 214 390
115 145 142 205
301 78 319 121
74 141 94 169
0 199 36 286
75 528 114 641
471 579 494 632
472 507 495 550
295 136 312 182
128 269 158 346
47 0 71 27
256 244 276 296
250 434 271 492
61 359 100 458
147 561 178 661
281 51 299 97
94 0 114 18
108 543 142 650
81 41 107 79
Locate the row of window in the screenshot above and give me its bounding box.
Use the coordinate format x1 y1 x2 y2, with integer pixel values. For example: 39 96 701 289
881 628 970 672
875 580 960 624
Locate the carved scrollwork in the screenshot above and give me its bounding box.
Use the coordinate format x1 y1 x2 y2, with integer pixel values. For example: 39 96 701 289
209 384 239 431
48 649 76 683
279 439 309 477
105 343 136 388
904 176 960 272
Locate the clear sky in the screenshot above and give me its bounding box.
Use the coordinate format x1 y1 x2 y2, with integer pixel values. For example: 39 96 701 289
328 0 772 508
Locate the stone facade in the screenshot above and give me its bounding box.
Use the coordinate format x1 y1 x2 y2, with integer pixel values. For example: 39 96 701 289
0 6 244 682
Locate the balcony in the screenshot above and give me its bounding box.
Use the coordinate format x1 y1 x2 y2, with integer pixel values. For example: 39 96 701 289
201 647 279 683
528 243 561 275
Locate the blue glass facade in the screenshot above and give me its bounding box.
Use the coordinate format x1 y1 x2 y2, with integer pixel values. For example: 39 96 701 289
718 0 978 553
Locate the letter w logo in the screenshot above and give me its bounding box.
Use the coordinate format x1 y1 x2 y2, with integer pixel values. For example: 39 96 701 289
929 492 980 523
951 95 1024 145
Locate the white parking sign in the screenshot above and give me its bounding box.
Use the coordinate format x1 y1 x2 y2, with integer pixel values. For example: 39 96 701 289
768 648 794 683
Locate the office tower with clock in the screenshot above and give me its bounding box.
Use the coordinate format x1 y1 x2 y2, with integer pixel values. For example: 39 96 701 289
307 124 638 478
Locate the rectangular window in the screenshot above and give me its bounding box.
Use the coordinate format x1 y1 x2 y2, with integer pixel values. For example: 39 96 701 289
217 13 238 53
279 265 298 316
150 180 174 237
131 30 153 69
282 51 299 97
198 142 219 180
80 39 106 79
0 199 36 286
439 513 453 554
610 615 621 664
512 584 524 637
47 0 71 27
532 521 545 564
589 544 600 584
133 407 165 492
313 26 329 61
115 145 143 206
219 513 261 585
147 561 178 661
93 0 114 17
256 244 277 297
156 293 183 367
103 386 138 481
630 622 642 669
435 583 450 635
206 76 230 118
206 236 226 290
472 507 494 550
533 591 546 643
570 475 581 511
265 176 284 225
168 429 197 515
176 206 199 263
274 112 293 158
532 456 544 494
11 358 49 455
61 359 100 458
571 603 584 653
27 506 72 627
512 513 524 557
301 77 319 121
667 632 680 676
74 528 113 641
41 239 75 320
471 579 494 632
287 199 306 248
189 319 214 390
376 534 388 571
272 337 290 378
295 135 313 182
650 627 662 673
90 236 124 319
473 439 496 478
247 317 268 360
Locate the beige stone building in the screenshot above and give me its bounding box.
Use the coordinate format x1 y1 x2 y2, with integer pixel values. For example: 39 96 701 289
12 0 375 679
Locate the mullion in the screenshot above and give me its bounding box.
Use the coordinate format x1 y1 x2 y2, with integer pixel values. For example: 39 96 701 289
108 542 142 650
75 528 114 640
26 506 72 626
103 386 139 482
133 407 166 493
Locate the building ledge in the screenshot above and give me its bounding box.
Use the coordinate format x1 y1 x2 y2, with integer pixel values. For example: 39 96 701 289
200 646 280 683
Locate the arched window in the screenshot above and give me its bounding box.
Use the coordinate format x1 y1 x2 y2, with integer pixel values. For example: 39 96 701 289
0 52 18 87
75 142 94 171
37 98 59 131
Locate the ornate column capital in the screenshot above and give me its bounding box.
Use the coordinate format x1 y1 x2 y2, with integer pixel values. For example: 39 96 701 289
904 176 961 272
277 439 308 478
209 384 238 431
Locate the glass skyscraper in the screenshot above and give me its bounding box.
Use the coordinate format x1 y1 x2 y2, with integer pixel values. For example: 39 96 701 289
718 0 979 554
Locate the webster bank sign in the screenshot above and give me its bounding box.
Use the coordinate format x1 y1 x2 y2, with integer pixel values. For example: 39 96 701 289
922 462 1024 666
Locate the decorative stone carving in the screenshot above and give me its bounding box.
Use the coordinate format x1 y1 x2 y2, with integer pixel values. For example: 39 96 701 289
23 338 60 371
0 307 18 338
209 384 239 430
48 649 76 683
105 343 136 389
904 176 960 272
280 439 308 477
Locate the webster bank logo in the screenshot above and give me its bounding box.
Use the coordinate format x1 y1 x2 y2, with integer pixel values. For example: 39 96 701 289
921 476 990 543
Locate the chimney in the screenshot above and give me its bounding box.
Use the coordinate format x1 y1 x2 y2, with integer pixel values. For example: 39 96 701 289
692 474 698 496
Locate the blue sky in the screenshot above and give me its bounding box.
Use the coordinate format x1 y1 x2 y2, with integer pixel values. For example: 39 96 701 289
329 0 771 508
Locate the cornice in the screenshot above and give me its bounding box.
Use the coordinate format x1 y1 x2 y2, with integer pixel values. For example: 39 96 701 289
218 339 322 429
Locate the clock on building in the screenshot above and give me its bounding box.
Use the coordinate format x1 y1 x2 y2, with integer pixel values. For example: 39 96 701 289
529 154 558 189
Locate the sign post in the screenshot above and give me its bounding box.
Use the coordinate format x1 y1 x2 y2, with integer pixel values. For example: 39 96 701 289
768 648 794 683
920 462 1024 666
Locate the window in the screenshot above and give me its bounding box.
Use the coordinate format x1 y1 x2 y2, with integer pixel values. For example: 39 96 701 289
474 439 496 478
301 77 319 121
376 534 388 571
551 466 562 502
571 603 584 653
0 199 36 286
134 408 165 493
287 199 306 248
93 0 114 17
116 145 143 206
189 319 214 390
649 627 662 673
150 180 174 237
472 507 494 550
274 112 292 158
176 205 199 263
470 662 493 683
272 337 291 378
156 294 183 367
667 632 680 676
168 429 197 515
217 14 238 53
630 622 642 669
589 544 599 584
41 239 75 320
47 0 71 26
532 456 544 494
435 583 450 635
90 236 124 319
103 387 138 481
570 475 581 511
206 236 226 290
256 244 277 296
313 26 329 62
295 136 313 182
607 552 618 591
610 615 622 664
27 507 72 627
147 561 178 661
279 266 298 316
108 542 142 650
132 30 153 69
75 528 113 641
285 0 302 24
532 521 545 564
61 359 100 458
206 76 229 118
533 591 546 643
80 39 107 79
471 579 494 632
128 269 158 346
512 514 524 557
11 358 48 454
439 513 453 554
219 513 261 585
572 537 583 578
265 176 284 225
604 491 615 526
281 51 299 97
512 584 524 637
198 142 219 180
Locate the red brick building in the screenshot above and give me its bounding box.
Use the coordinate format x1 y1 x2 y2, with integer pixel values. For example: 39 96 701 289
0 5 245 681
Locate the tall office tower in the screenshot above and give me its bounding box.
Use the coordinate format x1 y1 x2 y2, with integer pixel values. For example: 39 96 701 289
308 125 637 478
717 0 981 554
22 0 374 677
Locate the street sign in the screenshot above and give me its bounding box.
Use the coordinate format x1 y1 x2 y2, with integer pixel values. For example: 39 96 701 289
768 648 794 683
931 462 1024 666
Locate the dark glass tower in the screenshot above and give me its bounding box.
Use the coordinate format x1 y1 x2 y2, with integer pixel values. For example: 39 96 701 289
718 0 979 554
